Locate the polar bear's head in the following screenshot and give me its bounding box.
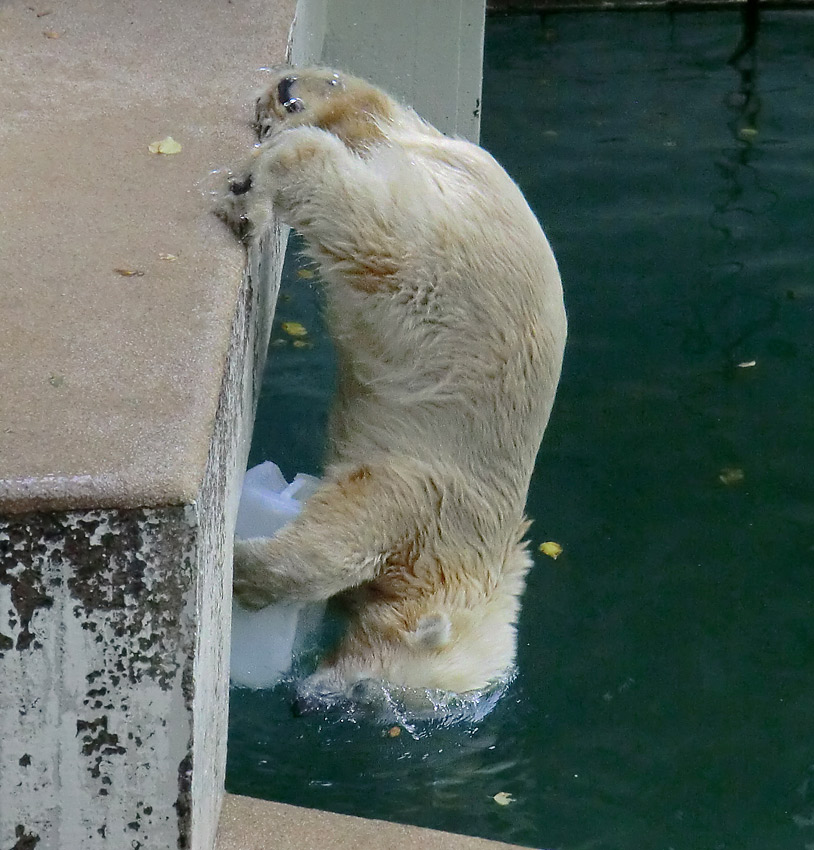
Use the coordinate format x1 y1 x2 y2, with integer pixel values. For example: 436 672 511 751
292 564 527 718
253 66 400 150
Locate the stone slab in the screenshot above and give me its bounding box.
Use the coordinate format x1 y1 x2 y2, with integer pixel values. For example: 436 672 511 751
216 794 533 850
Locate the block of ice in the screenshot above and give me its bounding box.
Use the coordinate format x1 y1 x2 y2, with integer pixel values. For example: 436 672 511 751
230 462 324 689
233 461 319 540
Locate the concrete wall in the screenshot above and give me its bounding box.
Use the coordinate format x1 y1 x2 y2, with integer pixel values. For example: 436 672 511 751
0 221 285 850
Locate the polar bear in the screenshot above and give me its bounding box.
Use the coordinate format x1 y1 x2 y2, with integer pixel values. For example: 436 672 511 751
219 67 566 700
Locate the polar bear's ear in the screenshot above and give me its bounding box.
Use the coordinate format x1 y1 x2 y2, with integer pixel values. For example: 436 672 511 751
410 613 452 649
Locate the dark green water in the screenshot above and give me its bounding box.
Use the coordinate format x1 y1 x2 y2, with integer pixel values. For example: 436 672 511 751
228 12 814 849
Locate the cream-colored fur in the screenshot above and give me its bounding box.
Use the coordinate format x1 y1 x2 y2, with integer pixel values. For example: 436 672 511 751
219 67 567 696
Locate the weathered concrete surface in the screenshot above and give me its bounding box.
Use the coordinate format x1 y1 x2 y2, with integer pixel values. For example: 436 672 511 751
0 0 293 847
216 795 532 850
1 506 197 847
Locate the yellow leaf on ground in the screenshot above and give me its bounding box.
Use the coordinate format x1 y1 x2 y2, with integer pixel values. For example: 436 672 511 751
282 321 308 337
148 136 182 155
113 268 145 277
539 541 563 560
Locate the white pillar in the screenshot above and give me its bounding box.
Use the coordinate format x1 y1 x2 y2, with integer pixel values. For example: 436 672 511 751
290 0 486 141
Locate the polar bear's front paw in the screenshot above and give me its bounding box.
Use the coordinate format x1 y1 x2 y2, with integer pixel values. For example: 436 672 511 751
214 174 254 240
214 165 276 242
229 174 253 196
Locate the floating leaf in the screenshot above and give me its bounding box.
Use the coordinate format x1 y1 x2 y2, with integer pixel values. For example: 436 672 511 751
148 136 182 155
737 360 756 368
281 321 307 337
114 268 145 277
719 467 745 486
539 541 563 560
738 127 758 140
297 268 315 279
493 792 515 806
387 726 401 738
292 339 313 349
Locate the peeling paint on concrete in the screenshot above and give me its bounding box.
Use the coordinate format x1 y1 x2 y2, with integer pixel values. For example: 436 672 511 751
10 824 40 850
0 504 197 849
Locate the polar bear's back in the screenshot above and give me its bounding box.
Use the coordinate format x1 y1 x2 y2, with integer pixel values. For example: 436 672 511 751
321 127 566 516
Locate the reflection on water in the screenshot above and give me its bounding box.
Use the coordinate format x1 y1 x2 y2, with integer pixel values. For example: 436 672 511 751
704 0 782 370
228 11 814 850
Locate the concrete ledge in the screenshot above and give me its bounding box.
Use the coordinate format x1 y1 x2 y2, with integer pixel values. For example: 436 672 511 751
0 0 293 514
216 794 530 850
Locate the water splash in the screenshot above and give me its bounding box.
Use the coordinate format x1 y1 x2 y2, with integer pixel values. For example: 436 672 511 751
290 669 516 740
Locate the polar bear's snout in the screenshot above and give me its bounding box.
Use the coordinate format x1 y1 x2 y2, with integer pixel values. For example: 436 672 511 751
291 671 383 717
228 174 252 196
254 68 355 141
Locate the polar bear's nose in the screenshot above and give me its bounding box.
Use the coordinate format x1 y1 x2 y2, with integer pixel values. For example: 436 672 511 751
277 76 304 114
229 175 252 196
